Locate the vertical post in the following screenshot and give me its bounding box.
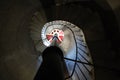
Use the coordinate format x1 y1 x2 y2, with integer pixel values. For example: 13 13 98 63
34 46 65 80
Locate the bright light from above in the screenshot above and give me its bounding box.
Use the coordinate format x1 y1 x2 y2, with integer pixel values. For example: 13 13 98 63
41 20 76 57
41 22 65 47
46 29 64 44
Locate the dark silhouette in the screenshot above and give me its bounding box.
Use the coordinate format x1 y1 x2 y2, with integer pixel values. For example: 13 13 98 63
34 46 65 80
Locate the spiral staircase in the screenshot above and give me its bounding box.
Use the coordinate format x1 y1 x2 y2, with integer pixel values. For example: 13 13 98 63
0 0 120 80
30 7 95 79
29 1 103 79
